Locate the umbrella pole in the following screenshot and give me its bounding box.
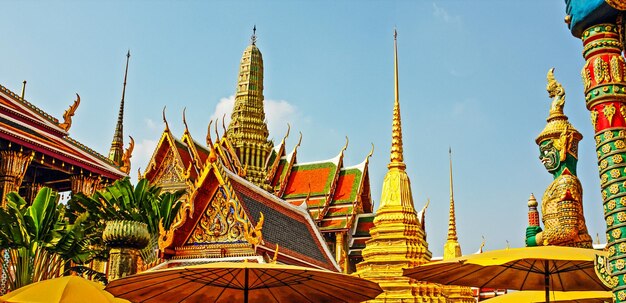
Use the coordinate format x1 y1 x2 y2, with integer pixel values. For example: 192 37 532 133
544 260 550 303
244 268 249 303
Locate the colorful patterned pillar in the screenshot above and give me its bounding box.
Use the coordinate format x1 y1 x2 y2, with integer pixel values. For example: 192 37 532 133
580 23 626 301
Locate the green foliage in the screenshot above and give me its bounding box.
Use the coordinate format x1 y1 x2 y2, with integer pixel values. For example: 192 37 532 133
0 188 94 291
67 177 185 261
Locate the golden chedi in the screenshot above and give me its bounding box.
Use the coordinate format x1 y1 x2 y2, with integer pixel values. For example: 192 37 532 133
355 30 446 303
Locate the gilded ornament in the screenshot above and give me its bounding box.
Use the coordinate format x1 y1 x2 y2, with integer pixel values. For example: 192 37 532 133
620 291 626 302
621 242 626 253
604 190 608 199
604 104 617 126
605 130 614 140
619 259 626 270
591 110 599 129
611 245 617 256
605 0 626 10
618 212 626 222
120 136 134 174
603 144 612 154
611 184 620 194
610 199 618 210
602 174 609 185
618 140 626 149
614 154 624 164
611 169 621 179
620 130 626 137
611 56 623 82
581 63 591 90
613 228 622 239
594 57 609 84
58 93 80 131
596 135 601 145
607 216 615 226
601 159 609 169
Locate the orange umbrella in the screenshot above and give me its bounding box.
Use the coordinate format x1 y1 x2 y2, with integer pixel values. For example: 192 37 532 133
106 262 383 303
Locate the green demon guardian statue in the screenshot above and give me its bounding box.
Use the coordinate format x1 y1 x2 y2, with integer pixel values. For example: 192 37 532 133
525 68 593 248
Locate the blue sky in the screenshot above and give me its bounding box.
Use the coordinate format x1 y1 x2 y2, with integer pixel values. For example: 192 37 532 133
1 1 599 257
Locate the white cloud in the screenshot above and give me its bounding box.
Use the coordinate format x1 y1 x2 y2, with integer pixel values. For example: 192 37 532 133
145 118 158 130
432 2 461 24
209 95 303 141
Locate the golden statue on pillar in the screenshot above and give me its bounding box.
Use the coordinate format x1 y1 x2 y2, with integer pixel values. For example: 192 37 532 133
525 68 592 248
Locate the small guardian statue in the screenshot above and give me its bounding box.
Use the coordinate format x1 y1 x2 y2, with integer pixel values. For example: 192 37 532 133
525 68 593 248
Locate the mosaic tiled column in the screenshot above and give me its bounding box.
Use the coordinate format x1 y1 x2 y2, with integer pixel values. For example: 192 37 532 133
580 24 626 302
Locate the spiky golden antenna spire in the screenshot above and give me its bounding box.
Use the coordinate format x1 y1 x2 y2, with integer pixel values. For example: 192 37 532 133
389 28 405 169
447 147 458 241
108 50 131 165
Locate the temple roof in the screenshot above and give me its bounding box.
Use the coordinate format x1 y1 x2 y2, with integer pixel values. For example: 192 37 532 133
226 170 339 271
0 84 126 180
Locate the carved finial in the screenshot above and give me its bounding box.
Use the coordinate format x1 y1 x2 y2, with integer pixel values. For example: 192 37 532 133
222 113 227 136
120 136 134 173
366 143 374 162
206 120 214 147
341 136 349 154
59 93 80 131
251 25 257 45
214 117 220 142
479 236 486 253
137 167 142 180
447 147 458 242
281 123 291 144
296 132 303 149
182 107 190 134
21 80 26 99
389 29 405 169
162 106 170 131
272 244 279 264
547 68 566 118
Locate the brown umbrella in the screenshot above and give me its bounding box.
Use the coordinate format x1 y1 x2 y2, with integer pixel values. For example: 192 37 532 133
403 246 610 303
105 262 382 303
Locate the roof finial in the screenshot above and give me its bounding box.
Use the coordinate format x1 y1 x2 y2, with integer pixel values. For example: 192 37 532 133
447 147 458 241
251 25 257 45
389 28 405 169
21 80 26 99
108 50 131 166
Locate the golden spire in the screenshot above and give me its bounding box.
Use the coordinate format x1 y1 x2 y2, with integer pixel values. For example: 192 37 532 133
226 28 273 189
354 30 447 302
447 147 458 242
108 50 131 166
389 28 405 169
444 147 462 260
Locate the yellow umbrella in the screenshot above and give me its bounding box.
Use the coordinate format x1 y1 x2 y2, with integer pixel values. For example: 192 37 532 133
106 262 383 303
403 246 609 303
1 276 129 303
481 290 612 303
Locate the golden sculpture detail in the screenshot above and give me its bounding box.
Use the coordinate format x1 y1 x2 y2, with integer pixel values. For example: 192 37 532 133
606 0 626 10
58 93 80 131
120 136 134 174
526 68 593 248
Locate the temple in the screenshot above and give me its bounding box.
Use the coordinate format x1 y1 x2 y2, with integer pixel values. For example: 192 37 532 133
0 55 132 295
144 28 374 273
0 54 133 205
354 30 446 303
